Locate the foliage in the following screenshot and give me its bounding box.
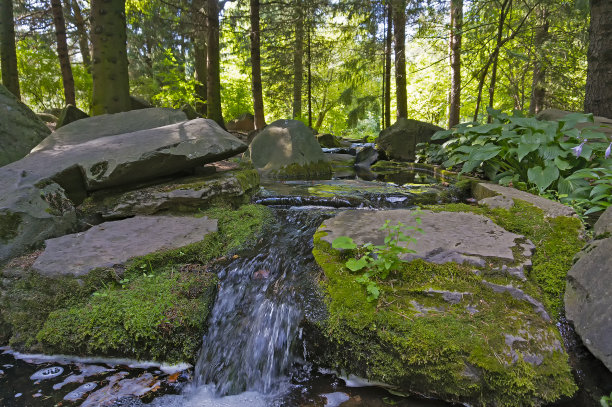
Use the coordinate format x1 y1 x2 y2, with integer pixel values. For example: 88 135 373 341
564 166 612 214
602 392 612 407
331 217 422 301
433 109 611 212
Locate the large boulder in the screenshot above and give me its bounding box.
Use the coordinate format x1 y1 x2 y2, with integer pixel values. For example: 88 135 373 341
565 206 612 372
308 203 581 406
56 104 89 129
227 113 255 132
0 116 247 263
316 133 342 148
247 119 331 179
0 84 51 167
377 118 444 161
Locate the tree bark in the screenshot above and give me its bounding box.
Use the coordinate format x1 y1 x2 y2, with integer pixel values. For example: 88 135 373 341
448 0 462 128
584 0 612 117
307 17 312 127
192 0 207 115
529 6 549 115
292 0 303 119
0 0 20 99
206 0 224 127
51 0 76 106
487 0 511 122
71 0 91 71
392 0 407 119
90 0 130 115
384 1 392 128
250 0 265 129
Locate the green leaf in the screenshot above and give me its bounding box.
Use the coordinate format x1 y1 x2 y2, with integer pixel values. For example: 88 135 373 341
527 165 560 192
554 157 573 171
366 283 380 301
346 257 368 271
431 129 453 140
517 142 539 162
332 236 357 250
590 183 612 198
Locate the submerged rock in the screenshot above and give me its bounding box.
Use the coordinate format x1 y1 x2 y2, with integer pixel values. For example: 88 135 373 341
247 119 332 179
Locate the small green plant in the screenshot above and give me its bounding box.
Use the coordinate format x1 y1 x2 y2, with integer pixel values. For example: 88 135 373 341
601 391 612 407
332 217 422 301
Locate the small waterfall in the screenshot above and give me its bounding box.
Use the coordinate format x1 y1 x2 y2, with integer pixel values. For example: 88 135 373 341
192 208 330 397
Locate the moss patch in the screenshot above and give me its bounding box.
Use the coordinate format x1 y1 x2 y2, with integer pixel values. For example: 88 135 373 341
0 211 21 243
269 159 332 179
309 201 580 406
36 270 217 363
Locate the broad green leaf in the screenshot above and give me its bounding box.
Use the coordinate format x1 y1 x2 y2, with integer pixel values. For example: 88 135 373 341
581 128 608 140
528 165 559 192
472 123 503 134
461 160 482 174
590 183 612 198
332 236 357 250
584 206 606 215
468 145 502 161
346 257 368 271
554 157 573 171
539 145 564 160
431 129 453 140
517 142 539 162
558 176 590 197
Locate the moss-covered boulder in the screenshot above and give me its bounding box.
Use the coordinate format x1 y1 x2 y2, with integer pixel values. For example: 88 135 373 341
377 118 444 162
308 200 583 406
246 119 332 179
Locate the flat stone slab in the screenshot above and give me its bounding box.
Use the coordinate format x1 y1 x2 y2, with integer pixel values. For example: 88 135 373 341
32 216 217 277
565 237 612 372
473 182 575 218
319 209 528 266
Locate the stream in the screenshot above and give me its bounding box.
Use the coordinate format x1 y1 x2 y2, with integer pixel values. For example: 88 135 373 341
1 158 611 406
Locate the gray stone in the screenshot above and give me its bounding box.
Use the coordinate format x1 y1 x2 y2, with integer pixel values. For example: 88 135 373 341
354 146 379 168
316 133 341 148
56 104 89 129
473 182 575 218
594 205 612 238
565 237 612 372
32 216 218 277
319 209 527 267
130 95 153 110
32 107 187 152
226 113 255 132
478 195 515 210
377 118 444 161
0 84 51 167
483 280 550 321
247 119 331 179
181 103 201 120
37 113 58 124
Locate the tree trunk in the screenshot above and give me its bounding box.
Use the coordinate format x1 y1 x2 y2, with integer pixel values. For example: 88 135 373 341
307 19 312 127
194 37 208 116
292 0 303 119
51 0 76 106
71 0 91 71
392 0 407 119
584 0 612 117
448 0 462 128
206 0 224 127
384 0 392 128
90 0 130 115
0 0 20 99
250 0 265 129
529 6 549 115
487 0 511 122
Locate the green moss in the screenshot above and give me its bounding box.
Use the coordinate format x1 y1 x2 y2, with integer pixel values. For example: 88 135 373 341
370 161 460 183
270 160 332 179
0 211 21 243
309 201 579 406
234 168 260 192
37 270 217 363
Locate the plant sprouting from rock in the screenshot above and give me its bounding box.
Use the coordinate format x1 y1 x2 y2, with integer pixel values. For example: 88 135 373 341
332 216 422 301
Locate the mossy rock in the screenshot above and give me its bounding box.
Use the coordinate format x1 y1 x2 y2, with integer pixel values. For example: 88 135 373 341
308 200 583 406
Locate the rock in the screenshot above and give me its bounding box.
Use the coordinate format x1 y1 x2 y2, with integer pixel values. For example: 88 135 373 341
0 117 246 263
36 113 58 124
319 209 529 267
377 118 444 161
354 146 379 168
227 113 255 132
130 95 152 110
0 84 51 167
181 103 201 120
247 119 332 179
32 216 218 277
32 107 187 153
56 104 89 129
81 165 260 220
316 133 342 148
537 108 612 140
478 195 514 210
565 237 612 372
473 182 575 218
594 205 612 238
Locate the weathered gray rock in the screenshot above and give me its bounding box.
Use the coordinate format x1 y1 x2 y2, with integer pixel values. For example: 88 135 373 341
181 103 201 120
565 237 612 372
319 209 529 267
32 107 187 152
473 182 575 218
247 119 331 179
32 216 218 277
478 195 515 210
594 205 612 238
56 104 89 129
0 117 246 263
377 118 444 161
130 95 153 110
226 113 255 132
354 146 379 168
0 84 51 167
316 133 341 148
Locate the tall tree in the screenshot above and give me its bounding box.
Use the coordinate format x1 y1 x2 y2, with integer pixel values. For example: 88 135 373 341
51 0 76 106
90 0 130 114
528 6 549 115
250 0 265 129
192 0 207 115
448 0 462 128
292 0 304 119
384 0 392 128
392 0 407 119
0 0 20 99
206 0 224 127
69 0 92 71
584 0 612 117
